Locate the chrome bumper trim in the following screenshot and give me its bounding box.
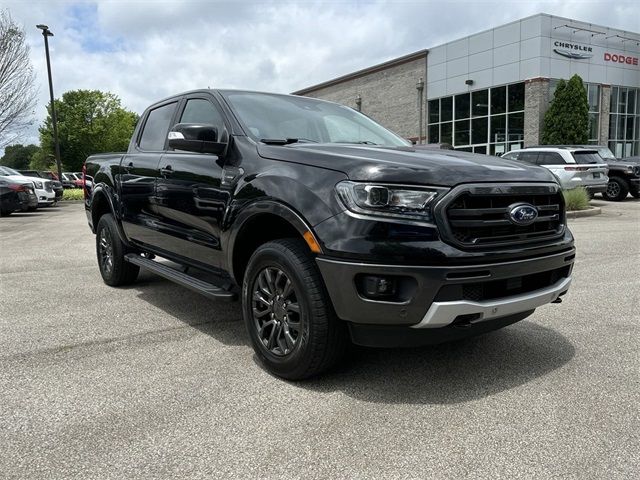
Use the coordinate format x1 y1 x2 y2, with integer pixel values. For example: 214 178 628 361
411 276 572 329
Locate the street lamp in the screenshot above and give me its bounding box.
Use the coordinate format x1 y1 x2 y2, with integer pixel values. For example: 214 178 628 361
36 24 63 182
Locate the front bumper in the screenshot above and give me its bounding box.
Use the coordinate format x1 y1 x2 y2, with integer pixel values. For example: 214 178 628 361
316 248 575 327
413 276 570 328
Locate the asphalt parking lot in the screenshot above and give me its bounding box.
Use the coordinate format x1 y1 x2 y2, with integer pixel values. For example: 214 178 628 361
1 200 639 479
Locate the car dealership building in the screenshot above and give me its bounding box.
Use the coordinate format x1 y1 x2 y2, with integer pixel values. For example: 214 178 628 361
293 13 640 157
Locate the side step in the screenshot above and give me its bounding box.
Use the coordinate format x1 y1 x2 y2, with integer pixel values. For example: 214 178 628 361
125 254 237 301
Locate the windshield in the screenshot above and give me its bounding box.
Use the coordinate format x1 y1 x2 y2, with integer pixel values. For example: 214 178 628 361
222 92 410 147
572 151 603 164
0 166 21 176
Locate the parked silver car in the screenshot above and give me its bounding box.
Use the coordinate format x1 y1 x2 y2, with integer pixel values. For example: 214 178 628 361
502 147 609 195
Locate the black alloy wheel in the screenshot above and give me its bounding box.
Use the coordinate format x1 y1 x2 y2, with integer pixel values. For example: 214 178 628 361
251 266 302 356
95 214 139 286
242 238 348 380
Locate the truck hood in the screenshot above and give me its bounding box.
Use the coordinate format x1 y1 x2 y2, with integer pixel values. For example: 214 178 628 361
257 143 557 186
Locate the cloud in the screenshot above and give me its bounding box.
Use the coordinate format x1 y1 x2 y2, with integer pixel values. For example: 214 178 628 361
3 0 639 150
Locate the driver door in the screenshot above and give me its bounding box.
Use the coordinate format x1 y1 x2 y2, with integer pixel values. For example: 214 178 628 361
153 95 230 269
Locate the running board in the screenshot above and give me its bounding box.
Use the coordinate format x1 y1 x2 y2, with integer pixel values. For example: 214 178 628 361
124 254 237 300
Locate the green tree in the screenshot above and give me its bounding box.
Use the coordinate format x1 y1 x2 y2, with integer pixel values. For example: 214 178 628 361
542 74 589 145
39 90 139 171
0 143 40 169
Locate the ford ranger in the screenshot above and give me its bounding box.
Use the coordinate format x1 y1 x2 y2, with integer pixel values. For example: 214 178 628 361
84 90 575 379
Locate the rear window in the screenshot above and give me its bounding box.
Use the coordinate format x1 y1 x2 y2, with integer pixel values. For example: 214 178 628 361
572 151 602 164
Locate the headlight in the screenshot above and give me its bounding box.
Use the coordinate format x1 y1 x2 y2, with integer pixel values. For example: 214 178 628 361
336 181 448 222
33 181 43 189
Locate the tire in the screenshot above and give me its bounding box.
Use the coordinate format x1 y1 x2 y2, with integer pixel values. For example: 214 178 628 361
602 177 629 201
630 188 640 199
242 238 348 380
0 210 11 217
95 213 139 286
27 206 37 212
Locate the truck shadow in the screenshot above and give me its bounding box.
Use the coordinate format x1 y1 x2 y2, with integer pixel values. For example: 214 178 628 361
130 272 246 347
301 321 575 405
127 274 575 405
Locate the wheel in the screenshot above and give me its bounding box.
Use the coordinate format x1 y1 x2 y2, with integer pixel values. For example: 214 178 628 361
630 188 640 199
242 238 348 380
0 210 11 217
95 213 139 286
602 177 629 201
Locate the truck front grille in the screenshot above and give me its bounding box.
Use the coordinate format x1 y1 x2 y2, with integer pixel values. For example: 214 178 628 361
437 183 565 249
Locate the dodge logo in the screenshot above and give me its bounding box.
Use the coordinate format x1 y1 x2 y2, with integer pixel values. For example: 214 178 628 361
509 204 538 226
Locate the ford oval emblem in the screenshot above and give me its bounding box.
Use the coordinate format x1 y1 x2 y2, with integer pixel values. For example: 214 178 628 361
509 203 538 226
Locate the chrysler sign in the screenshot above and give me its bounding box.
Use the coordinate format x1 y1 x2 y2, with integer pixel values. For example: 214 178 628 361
553 41 594 60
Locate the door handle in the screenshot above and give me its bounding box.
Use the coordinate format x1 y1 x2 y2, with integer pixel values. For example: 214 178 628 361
160 165 174 176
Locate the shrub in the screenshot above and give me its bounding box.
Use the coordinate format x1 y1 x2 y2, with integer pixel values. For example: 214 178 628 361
62 188 84 201
542 74 590 145
563 187 590 211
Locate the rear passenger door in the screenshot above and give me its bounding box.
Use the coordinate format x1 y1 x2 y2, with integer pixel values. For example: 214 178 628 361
153 95 230 269
120 100 179 248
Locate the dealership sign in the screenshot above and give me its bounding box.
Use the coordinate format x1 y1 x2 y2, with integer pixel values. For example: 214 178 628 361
604 52 639 66
553 40 639 68
553 41 594 60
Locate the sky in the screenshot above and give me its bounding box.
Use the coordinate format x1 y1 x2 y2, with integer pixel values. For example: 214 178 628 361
3 0 640 149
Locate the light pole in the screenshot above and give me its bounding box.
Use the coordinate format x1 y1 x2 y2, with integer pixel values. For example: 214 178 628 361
36 24 62 182
416 78 424 144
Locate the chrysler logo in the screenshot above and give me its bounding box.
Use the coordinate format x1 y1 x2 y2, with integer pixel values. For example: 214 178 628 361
553 41 594 60
509 204 538 226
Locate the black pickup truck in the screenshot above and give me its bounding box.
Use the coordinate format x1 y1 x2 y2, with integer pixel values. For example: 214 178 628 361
84 89 575 379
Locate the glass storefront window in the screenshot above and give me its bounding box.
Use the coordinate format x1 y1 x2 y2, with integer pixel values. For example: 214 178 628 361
428 124 439 143
428 99 439 124
490 114 506 143
454 119 470 145
610 87 619 114
472 90 488 117
507 112 524 142
455 93 470 119
588 84 600 112
441 122 452 144
508 83 524 112
472 117 488 144
427 82 523 154
491 86 506 115
627 90 636 117
441 97 453 122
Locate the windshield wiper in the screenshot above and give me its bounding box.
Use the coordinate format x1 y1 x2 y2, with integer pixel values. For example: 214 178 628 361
260 138 318 145
334 140 379 145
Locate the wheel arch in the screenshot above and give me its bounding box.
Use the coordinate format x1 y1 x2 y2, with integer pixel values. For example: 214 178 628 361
227 201 323 285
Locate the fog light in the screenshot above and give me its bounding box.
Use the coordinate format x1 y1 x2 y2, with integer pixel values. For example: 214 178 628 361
363 275 396 298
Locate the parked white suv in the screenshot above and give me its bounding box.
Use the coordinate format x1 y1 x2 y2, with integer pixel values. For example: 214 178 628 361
502 147 609 195
0 166 56 206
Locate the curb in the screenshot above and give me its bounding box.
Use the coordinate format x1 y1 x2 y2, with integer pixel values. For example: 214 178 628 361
567 206 602 219
58 200 84 204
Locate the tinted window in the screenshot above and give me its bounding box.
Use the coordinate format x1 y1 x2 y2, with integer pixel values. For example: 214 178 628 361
572 151 602 164
180 99 225 138
538 152 565 165
139 102 177 151
519 152 539 164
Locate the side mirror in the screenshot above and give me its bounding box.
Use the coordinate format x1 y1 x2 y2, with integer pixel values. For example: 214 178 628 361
168 123 227 155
